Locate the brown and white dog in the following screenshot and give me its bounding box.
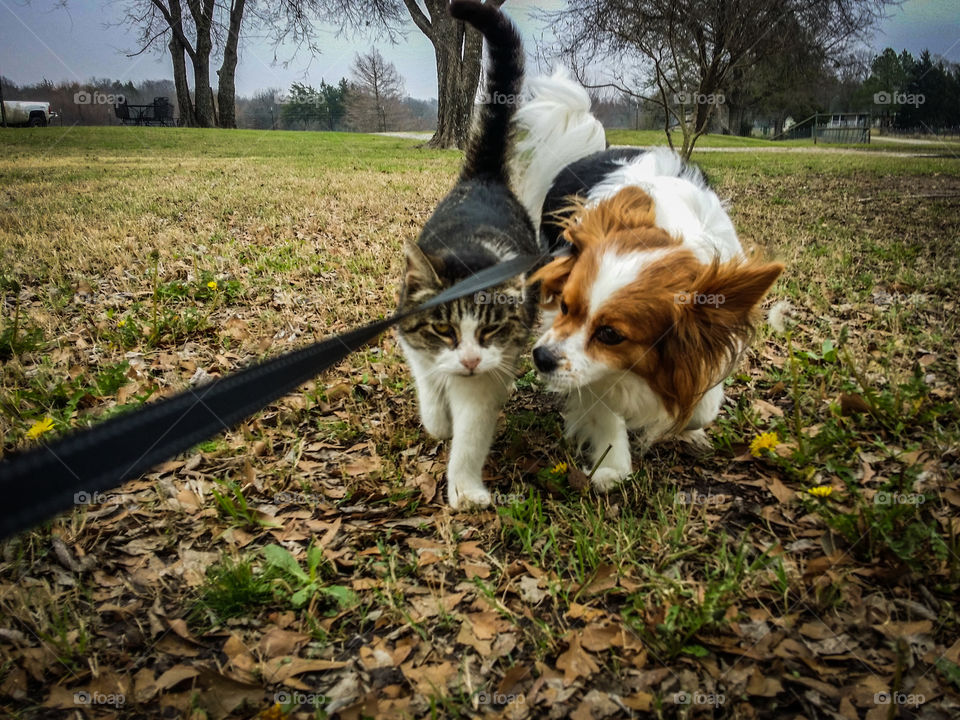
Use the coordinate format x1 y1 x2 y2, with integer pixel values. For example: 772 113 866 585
513 74 783 491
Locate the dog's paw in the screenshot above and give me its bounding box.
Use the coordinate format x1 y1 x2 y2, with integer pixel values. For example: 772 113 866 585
678 428 712 455
447 478 492 510
590 466 629 493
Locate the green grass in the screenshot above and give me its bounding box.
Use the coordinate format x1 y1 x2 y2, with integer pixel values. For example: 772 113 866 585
0 126 957 718
608 128 960 155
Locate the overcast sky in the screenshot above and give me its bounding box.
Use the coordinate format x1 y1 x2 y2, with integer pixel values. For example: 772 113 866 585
1 0 957 100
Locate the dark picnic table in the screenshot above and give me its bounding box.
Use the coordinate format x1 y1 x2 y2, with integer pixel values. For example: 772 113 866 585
114 97 176 127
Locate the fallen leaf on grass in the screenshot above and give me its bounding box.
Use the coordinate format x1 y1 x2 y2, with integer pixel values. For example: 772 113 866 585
556 631 600 686
400 660 456 696
517 575 546 604
260 657 347 684
746 666 783 696
497 665 530 696
764 475 796 504
580 623 624 652
155 664 200 691
457 621 492 655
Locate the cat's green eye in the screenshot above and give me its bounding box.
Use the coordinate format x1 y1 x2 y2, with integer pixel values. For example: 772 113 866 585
432 323 456 339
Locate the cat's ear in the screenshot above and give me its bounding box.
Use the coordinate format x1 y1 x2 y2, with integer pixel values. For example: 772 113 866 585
404 240 441 291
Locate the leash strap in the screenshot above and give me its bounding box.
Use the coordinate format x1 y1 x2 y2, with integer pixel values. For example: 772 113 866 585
0 253 541 539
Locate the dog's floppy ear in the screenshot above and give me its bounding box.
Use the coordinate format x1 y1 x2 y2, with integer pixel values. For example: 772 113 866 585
528 254 576 308
656 257 783 430
687 257 784 328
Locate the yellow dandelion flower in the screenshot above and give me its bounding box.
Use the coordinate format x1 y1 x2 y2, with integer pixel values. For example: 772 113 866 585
116 318 126 328
807 485 833 498
26 417 55 440
207 280 218 290
749 431 780 457
552 461 568 475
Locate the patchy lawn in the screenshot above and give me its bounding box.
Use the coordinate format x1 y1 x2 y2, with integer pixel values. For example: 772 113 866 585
1 127 959 719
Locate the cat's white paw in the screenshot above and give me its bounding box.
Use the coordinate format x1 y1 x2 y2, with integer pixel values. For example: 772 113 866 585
447 478 492 510
421 413 452 440
590 466 630 493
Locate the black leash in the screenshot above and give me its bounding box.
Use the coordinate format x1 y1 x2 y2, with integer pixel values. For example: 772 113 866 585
0 254 541 540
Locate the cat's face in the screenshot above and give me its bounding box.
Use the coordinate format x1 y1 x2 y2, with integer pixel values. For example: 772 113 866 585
399 242 532 376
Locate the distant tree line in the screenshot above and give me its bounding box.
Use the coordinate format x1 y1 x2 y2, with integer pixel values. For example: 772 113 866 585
52 0 487 148
2 48 436 133
0 77 177 126
853 49 959 130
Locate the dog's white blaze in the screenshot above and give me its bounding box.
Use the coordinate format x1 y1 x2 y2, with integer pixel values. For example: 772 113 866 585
587 248 668 314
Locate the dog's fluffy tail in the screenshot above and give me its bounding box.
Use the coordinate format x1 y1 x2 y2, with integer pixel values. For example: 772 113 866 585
512 72 607 226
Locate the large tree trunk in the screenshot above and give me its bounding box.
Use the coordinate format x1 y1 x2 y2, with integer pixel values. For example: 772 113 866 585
187 0 216 127
165 0 196 127
429 10 483 148
402 0 501 149
217 0 246 129
169 34 195 127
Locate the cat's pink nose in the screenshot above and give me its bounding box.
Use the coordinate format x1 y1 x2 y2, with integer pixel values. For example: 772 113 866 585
461 356 480 371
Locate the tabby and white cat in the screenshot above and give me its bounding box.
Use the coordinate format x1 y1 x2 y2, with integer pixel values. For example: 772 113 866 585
397 0 538 510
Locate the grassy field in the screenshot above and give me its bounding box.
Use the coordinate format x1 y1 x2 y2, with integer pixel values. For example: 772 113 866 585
607 128 960 155
1 126 959 719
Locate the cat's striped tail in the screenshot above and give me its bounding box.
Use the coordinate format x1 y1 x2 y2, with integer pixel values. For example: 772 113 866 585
512 72 607 227
450 0 524 183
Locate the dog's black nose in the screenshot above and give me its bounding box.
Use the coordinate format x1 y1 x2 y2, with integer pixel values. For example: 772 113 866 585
533 346 558 373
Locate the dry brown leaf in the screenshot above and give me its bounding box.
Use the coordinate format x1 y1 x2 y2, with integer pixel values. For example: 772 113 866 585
260 657 347 684
764 475 796 504
155 664 200 691
753 398 784 419
746 666 783 696
556 632 600 686
400 661 456 696
456 620 492 655
581 623 623 652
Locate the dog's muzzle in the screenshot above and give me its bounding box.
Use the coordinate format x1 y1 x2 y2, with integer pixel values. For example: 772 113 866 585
532 345 559 373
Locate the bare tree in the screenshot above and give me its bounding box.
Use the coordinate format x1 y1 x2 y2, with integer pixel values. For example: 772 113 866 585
398 0 504 148
82 0 403 128
58 0 496 141
346 49 408 132
542 0 893 157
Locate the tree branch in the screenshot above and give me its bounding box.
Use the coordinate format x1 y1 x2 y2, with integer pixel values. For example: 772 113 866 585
401 0 433 39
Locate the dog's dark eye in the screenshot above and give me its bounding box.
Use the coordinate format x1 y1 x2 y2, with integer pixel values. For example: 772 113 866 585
560 299 569 315
594 325 624 345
